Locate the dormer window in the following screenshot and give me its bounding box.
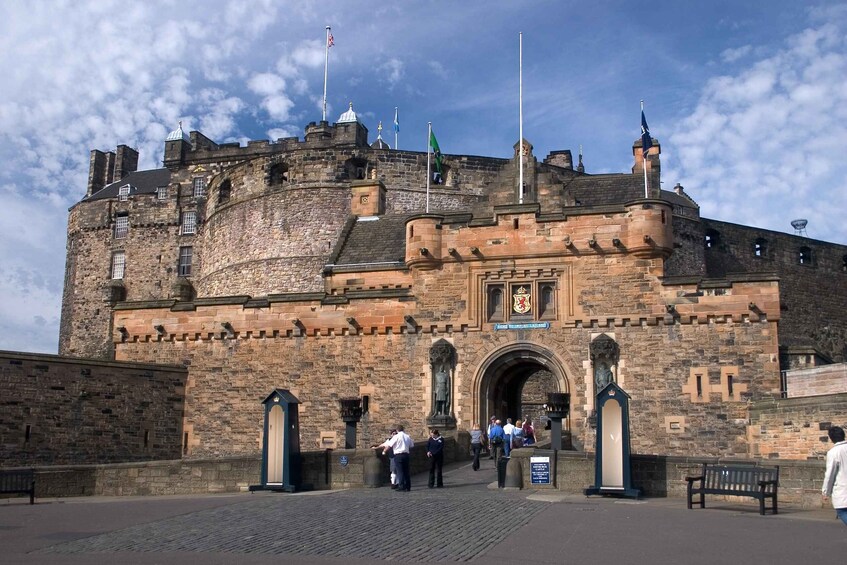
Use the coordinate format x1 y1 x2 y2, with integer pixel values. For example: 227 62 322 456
193 177 206 198
118 184 130 202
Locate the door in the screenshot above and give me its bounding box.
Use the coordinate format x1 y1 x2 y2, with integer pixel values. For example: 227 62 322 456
267 405 285 484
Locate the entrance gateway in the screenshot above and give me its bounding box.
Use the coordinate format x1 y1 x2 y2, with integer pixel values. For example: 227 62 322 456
475 344 571 441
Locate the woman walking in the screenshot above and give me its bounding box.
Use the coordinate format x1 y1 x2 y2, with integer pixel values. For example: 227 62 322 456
470 423 485 471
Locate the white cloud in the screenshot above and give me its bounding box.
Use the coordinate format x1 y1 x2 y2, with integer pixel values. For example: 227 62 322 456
667 21 847 242
378 58 405 88
721 45 752 63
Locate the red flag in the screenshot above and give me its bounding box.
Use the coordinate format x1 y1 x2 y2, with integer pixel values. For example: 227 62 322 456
327 32 334 48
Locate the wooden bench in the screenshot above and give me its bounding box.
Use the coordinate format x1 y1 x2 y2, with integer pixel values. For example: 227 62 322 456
686 463 778 515
0 469 36 504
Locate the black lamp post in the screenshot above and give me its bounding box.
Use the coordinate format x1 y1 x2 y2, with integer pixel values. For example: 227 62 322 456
544 392 570 451
339 398 363 449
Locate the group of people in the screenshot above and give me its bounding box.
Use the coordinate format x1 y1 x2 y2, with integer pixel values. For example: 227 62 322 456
469 416 537 470
373 426 445 491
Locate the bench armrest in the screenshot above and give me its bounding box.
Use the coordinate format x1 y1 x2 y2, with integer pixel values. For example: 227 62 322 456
758 479 778 486
685 475 704 483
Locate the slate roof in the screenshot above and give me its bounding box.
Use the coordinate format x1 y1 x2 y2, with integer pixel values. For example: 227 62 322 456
332 215 409 267
87 168 171 201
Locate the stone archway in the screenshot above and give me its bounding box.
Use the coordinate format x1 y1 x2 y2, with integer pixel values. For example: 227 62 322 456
474 343 570 437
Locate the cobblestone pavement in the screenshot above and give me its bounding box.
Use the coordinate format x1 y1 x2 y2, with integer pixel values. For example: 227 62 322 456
37 461 537 563
5 458 847 565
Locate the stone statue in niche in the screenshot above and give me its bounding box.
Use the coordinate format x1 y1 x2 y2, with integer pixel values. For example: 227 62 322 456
428 340 457 427
590 334 620 393
594 361 613 390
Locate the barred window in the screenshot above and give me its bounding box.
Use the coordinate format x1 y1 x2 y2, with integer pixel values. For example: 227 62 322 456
118 184 130 201
193 177 206 198
114 214 129 239
178 246 193 277
111 251 126 280
181 211 197 235
156 186 168 200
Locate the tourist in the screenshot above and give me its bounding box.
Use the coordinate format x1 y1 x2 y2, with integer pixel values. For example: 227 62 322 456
372 429 399 489
487 416 497 459
427 429 444 488
522 417 536 446
502 418 515 458
512 419 524 450
489 419 505 464
384 424 413 491
470 423 484 471
822 425 847 525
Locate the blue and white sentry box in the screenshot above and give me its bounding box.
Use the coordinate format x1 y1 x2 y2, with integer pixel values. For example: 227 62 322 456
530 456 551 484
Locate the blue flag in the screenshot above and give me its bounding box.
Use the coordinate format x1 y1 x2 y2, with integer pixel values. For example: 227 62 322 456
641 110 653 157
393 107 399 133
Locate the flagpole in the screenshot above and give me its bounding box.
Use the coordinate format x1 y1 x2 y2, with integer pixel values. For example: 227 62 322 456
394 107 399 150
641 100 648 198
426 122 431 213
519 32 524 205
322 26 331 122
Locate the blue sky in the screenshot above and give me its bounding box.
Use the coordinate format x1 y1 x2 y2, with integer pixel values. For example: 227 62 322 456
1 0 846 354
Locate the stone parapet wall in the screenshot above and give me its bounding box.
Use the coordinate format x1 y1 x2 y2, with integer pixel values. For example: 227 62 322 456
509 449 827 508
0 351 187 466
747 393 847 460
785 363 847 397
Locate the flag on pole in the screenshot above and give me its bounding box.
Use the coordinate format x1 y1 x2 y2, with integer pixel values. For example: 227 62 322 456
393 107 399 134
327 31 334 48
641 109 653 157
429 130 443 183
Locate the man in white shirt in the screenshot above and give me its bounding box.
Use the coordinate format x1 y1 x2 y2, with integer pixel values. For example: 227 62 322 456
385 424 414 491
822 425 847 526
502 418 515 458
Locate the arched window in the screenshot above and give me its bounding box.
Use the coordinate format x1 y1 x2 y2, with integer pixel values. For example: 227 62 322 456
704 229 720 249
798 246 813 265
268 163 288 185
754 238 767 257
218 179 231 203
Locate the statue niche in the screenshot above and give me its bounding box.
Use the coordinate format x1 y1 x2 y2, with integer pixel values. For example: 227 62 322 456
427 340 457 429
590 334 620 392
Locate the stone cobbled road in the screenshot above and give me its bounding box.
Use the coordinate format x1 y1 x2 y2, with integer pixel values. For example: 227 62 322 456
39 464 544 562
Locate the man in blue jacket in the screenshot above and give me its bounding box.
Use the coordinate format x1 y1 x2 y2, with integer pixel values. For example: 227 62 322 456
489 419 505 465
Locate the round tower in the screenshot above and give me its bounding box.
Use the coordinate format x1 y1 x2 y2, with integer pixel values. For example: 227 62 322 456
405 214 443 270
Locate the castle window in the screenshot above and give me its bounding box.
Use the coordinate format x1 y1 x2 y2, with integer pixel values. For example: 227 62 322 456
798 246 812 265
156 186 168 200
539 283 556 319
111 251 126 280
178 246 193 277
114 214 129 239
181 211 197 235
754 238 767 257
118 184 130 201
842 255 847 272
192 177 206 199
704 229 720 249
268 163 288 185
486 285 504 322
218 179 231 203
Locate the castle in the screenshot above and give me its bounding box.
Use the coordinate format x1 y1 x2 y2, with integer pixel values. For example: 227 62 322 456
56 103 847 460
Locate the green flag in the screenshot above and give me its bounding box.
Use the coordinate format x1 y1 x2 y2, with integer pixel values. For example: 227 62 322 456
429 130 443 183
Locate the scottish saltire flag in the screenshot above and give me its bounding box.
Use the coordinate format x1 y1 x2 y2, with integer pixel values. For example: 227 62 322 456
430 130 443 183
641 110 653 157
393 108 399 133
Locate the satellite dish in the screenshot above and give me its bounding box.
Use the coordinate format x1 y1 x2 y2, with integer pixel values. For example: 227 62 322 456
791 219 808 236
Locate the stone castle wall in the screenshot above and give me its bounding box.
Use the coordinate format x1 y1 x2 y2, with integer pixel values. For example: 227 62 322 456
0 351 186 466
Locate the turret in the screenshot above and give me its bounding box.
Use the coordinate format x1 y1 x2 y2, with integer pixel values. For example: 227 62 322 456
405 214 443 270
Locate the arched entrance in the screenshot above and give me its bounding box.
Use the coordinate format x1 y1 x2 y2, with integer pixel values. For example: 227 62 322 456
476 343 570 435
